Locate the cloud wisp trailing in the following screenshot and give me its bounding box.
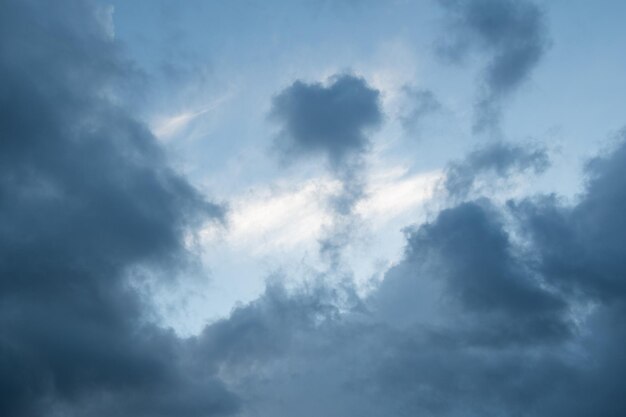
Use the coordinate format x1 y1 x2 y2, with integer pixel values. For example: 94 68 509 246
399 86 442 136
444 140 550 199
438 0 549 132
270 74 383 267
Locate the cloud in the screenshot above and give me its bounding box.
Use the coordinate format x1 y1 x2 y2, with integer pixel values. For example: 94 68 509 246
199 168 439 255
513 131 626 301
200 178 339 253
270 73 382 168
151 93 233 141
377 200 570 346
0 1 232 416
270 74 383 267
189 133 626 417
444 141 550 198
152 107 213 140
438 0 549 131
355 168 441 222
5 1 626 416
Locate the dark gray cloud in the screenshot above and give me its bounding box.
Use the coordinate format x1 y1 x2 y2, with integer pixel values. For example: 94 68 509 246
270 74 382 168
513 131 626 301
438 0 549 131
0 1 233 416
271 74 382 267
445 141 550 198
400 200 569 345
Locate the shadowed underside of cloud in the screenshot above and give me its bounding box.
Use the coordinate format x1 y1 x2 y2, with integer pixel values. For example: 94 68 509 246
192 134 626 417
438 0 549 132
0 1 233 416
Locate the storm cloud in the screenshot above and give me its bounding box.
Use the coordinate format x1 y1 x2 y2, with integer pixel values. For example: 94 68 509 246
438 0 549 131
0 1 233 416
190 133 626 417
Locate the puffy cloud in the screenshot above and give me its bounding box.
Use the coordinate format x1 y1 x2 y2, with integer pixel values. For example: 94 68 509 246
438 0 549 131
403 201 568 343
0 1 232 416
270 74 382 168
190 134 626 417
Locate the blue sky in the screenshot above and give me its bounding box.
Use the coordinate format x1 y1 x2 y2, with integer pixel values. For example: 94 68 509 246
3 1 626 416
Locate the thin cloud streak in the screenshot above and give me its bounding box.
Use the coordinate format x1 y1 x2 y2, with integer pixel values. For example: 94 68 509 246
200 169 440 254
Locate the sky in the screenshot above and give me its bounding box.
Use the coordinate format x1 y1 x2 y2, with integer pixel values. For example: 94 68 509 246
2 0 626 416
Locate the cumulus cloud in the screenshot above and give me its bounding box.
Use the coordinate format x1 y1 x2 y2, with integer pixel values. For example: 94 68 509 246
514 132 626 301
0 1 231 416
438 0 549 131
445 141 550 198
271 74 382 168
189 134 626 417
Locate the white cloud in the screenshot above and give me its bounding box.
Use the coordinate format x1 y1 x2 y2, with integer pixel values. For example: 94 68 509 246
96 4 115 39
357 167 440 226
200 167 441 255
200 177 340 254
151 94 232 140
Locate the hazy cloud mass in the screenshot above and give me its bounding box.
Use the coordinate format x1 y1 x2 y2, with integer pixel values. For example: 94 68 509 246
2 0 626 416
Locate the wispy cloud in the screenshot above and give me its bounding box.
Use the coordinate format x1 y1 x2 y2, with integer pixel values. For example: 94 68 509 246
151 94 231 140
200 168 440 254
